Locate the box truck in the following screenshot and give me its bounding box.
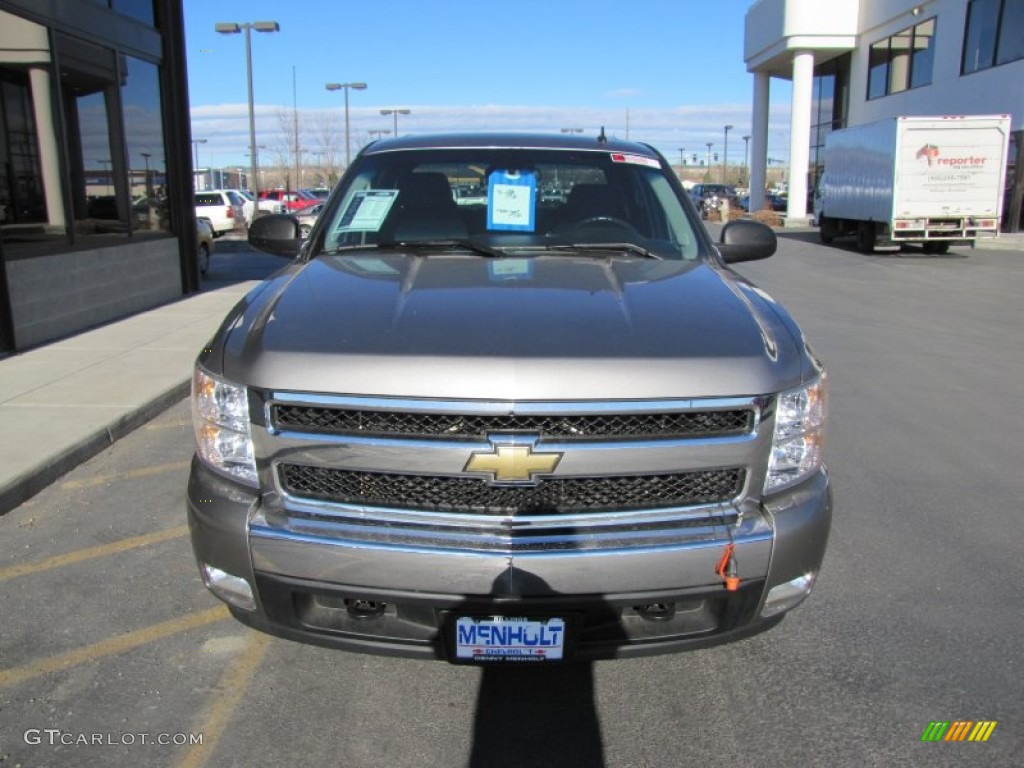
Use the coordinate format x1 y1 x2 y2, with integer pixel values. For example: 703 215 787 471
815 115 1011 253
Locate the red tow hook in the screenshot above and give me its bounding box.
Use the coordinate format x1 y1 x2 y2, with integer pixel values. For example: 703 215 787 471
715 543 740 591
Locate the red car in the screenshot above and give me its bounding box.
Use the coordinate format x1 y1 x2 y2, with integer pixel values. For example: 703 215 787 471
258 189 318 212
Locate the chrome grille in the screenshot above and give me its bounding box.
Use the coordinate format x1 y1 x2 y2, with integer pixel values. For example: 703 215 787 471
271 405 752 440
279 463 745 515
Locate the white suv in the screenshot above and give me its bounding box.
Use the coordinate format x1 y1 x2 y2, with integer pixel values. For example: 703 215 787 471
194 190 246 237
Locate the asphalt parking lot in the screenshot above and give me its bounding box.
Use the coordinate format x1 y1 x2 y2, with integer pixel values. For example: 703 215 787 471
1 232 1022 767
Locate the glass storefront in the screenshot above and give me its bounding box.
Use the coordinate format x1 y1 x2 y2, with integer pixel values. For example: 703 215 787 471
0 0 194 353
0 11 172 255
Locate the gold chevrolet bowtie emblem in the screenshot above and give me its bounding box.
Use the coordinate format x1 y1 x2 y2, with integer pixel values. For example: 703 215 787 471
465 444 562 483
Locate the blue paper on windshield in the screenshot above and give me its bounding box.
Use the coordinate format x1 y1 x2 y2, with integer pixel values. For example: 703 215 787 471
487 170 537 231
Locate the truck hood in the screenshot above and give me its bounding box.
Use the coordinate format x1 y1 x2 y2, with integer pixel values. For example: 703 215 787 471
220 252 805 400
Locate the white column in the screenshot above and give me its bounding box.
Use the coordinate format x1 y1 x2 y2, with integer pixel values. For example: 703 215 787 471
29 66 66 234
786 50 815 224
749 71 770 213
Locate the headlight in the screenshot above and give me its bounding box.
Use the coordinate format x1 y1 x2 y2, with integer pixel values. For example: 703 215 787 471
192 366 257 486
765 374 827 493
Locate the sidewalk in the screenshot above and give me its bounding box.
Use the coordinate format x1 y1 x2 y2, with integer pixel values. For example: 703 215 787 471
0 282 258 515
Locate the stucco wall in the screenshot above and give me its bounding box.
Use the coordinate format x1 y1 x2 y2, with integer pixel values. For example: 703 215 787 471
5 238 183 349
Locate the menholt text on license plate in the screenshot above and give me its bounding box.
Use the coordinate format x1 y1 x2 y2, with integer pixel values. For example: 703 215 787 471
455 616 566 662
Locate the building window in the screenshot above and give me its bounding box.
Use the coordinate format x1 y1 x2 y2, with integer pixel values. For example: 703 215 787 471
58 34 130 237
121 57 169 233
996 0 1024 65
867 17 937 99
963 0 1024 73
0 10 68 253
0 70 46 229
910 19 936 88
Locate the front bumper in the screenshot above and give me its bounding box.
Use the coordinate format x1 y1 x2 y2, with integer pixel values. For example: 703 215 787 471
187 459 831 660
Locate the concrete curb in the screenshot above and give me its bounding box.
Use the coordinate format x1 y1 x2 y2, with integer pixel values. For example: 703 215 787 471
0 380 190 516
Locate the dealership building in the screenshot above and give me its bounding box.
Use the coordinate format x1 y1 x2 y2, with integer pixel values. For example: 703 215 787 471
744 0 1023 230
0 0 195 354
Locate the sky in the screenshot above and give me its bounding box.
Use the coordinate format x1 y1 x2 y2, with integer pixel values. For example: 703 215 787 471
183 0 794 173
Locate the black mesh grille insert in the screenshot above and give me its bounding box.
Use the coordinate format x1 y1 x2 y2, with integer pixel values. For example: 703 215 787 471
279 464 745 515
271 405 753 440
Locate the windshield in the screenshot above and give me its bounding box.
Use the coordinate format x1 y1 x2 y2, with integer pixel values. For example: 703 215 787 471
318 148 701 260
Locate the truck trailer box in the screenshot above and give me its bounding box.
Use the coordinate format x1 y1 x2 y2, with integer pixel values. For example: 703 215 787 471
816 115 1011 252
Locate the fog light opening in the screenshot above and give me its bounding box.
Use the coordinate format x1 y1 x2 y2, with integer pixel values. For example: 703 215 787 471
344 598 387 619
761 571 817 619
201 564 256 612
635 602 676 622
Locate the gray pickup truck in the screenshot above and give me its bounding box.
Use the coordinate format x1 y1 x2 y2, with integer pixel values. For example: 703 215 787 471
188 133 831 663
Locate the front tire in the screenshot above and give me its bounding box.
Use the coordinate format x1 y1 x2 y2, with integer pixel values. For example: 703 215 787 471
197 243 210 275
819 215 837 244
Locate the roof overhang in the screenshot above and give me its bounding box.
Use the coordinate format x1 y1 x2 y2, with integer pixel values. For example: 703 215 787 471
744 0 858 78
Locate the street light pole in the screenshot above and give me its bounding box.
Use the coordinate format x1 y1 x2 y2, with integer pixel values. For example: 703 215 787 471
678 148 685 175
325 82 368 170
723 124 733 184
191 138 207 171
381 108 410 136
216 21 279 197
705 143 713 176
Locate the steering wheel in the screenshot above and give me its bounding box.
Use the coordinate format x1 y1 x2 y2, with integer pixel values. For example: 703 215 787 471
565 216 639 236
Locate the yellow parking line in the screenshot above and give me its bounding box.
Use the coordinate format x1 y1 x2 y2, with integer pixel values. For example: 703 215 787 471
0 605 229 689
61 460 192 490
175 633 270 768
0 525 189 582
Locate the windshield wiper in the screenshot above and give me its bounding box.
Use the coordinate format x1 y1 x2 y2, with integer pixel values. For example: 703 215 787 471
323 240 506 258
379 239 506 258
544 243 663 260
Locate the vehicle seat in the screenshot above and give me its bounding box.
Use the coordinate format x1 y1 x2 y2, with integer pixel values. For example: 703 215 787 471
556 183 628 231
385 172 468 241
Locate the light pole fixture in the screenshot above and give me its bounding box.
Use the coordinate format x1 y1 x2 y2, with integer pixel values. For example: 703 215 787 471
722 125 733 184
325 81 367 169
140 151 152 194
368 129 391 140
215 20 280 196
380 108 410 136
191 138 207 170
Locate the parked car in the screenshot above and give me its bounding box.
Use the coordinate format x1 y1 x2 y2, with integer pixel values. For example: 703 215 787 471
196 216 214 275
189 132 832 663
295 202 324 238
259 189 318 212
739 193 788 213
194 190 245 237
226 189 287 224
689 184 740 219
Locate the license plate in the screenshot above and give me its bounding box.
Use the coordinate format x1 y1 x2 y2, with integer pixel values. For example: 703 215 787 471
454 616 566 662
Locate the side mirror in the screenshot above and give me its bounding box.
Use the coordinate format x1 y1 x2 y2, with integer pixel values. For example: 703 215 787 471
717 219 777 264
248 213 303 257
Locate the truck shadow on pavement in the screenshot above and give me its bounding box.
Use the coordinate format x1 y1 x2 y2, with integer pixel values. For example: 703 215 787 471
772 229 971 258
467 567 624 768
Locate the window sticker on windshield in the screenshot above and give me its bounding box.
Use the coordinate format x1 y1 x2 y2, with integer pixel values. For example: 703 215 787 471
487 170 537 231
488 259 533 281
336 190 399 231
610 153 661 169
